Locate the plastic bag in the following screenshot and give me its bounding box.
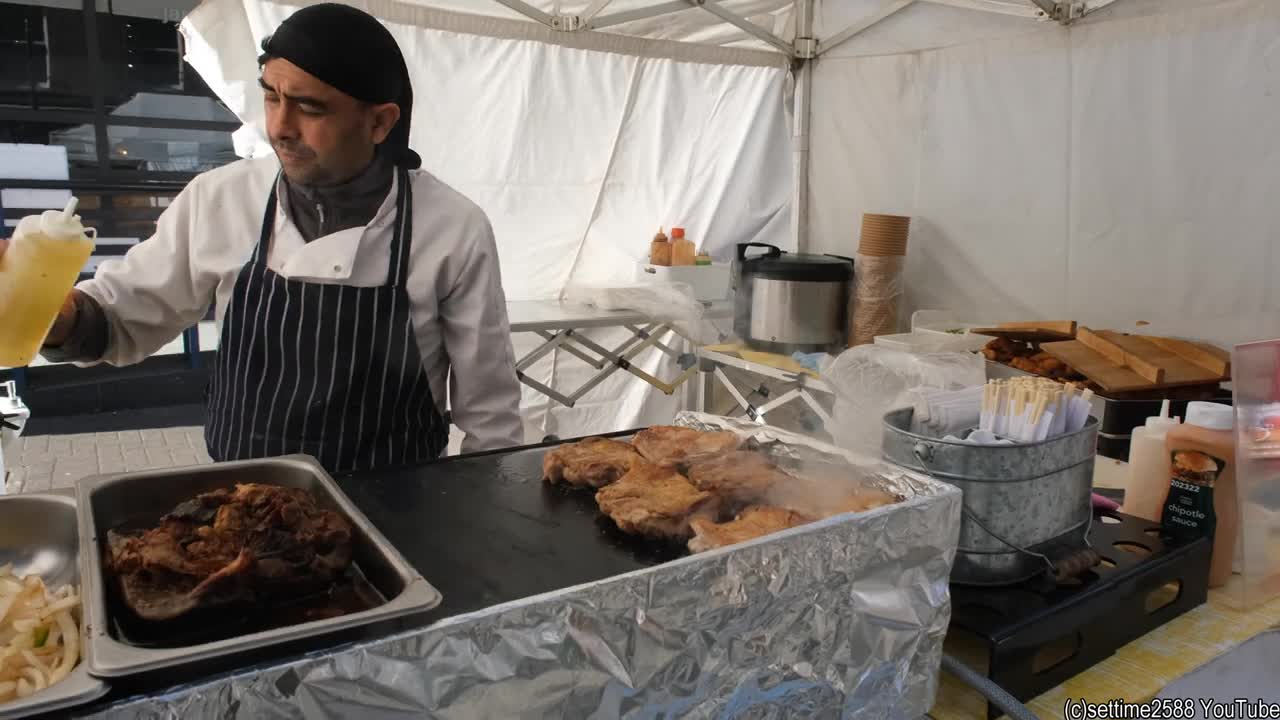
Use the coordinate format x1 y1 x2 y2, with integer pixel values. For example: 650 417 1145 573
822 344 986 457
561 281 714 345
852 253 905 345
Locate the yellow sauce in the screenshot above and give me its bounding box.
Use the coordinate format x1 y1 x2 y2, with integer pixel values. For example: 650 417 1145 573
0 232 94 367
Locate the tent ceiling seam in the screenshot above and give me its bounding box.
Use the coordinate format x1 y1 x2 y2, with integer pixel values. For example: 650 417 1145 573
556 60 645 301
266 0 789 67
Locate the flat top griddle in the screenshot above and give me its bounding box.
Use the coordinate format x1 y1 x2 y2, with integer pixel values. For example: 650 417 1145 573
65 436 673 717
332 435 682 619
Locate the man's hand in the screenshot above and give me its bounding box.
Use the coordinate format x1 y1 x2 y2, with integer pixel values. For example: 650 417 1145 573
0 236 80 347
45 291 80 348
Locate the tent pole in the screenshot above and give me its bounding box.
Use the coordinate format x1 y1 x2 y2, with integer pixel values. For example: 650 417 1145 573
792 0 814 252
920 0 1045 18
816 0 915 56
489 0 556 26
689 0 794 56
792 59 812 253
589 0 695 30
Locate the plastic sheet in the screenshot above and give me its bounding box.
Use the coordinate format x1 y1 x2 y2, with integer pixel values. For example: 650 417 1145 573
852 253 905 346
562 282 716 346
80 415 961 720
823 345 986 458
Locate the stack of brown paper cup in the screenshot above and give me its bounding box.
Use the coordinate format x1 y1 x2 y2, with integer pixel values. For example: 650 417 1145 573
859 213 910 257
852 213 910 345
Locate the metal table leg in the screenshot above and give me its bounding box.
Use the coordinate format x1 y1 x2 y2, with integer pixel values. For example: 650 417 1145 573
514 323 704 409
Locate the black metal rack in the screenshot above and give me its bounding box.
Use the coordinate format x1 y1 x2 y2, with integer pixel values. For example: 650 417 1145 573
947 510 1211 720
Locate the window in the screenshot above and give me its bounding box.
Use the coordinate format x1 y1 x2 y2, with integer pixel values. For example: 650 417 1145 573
0 5 51 91
0 2 239 174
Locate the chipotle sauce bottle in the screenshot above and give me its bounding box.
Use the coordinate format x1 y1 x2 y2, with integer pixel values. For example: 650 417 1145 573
1162 401 1237 588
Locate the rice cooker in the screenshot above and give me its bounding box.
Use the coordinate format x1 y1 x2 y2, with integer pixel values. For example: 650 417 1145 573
733 243 854 355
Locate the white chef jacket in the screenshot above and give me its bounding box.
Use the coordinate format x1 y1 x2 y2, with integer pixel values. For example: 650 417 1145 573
78 156 524 453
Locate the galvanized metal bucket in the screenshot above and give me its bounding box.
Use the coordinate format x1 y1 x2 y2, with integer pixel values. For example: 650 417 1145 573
882 407 1099 586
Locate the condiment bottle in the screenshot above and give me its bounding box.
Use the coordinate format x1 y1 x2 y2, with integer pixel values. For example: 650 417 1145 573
649 228 672 266
1162 401 1237 588
695 249 712 266
671 227 696 266
1120 400 1180 522
0 198 96 367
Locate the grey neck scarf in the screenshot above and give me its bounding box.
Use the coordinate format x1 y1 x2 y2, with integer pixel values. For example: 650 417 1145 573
283 151 394 242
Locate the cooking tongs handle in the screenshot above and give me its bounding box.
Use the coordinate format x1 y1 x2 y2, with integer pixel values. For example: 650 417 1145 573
736 242 783 261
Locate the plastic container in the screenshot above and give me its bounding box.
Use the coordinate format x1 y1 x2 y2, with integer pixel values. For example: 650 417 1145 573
1120 400 1181 522
0 380 30 495
649 228 671 267
875 330 990 354
671 227 696 266
1163 401 1236 588
0 198 95 367
1222 338 1280 608
633 262 731 302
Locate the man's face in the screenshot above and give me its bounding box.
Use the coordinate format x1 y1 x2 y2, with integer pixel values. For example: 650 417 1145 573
259 58 398 186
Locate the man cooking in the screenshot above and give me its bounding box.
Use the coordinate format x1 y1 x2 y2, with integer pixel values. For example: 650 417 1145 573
0 4 524 472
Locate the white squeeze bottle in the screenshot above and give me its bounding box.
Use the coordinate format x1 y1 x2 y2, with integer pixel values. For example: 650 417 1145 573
1120 400 1181 522
0 198 96 367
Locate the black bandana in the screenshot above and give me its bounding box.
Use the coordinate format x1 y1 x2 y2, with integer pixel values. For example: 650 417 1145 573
258 3 420 168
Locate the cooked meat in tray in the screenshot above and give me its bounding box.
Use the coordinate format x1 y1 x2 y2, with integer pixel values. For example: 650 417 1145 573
105 484 355 624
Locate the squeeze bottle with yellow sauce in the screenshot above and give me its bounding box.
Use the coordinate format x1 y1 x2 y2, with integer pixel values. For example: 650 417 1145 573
0 198 96 367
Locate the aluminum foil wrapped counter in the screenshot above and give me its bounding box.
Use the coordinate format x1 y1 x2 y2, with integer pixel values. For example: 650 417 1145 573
78 414 962 719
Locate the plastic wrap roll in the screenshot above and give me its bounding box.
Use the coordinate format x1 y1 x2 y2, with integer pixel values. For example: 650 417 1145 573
852 253 905 346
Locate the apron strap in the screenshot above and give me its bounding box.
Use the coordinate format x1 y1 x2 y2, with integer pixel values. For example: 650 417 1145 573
387 166 414 288
254 176 281 266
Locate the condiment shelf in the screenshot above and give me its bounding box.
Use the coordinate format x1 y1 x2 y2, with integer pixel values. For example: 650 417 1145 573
947 510 1211 720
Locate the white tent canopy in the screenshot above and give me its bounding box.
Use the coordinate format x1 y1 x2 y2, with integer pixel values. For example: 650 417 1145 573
182 0 1278 436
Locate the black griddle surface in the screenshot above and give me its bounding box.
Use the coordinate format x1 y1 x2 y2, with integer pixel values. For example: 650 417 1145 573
67 437 675 717
333 437 684 619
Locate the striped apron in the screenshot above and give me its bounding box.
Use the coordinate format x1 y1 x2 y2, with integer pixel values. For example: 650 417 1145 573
205 167 448 472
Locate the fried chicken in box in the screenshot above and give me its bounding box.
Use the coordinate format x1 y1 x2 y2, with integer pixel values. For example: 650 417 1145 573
105 483 353 622
542 437 641 489
688 506 815 553
595 461 715 541
632 425 740 470
686 451 793 506
983 338 1085 382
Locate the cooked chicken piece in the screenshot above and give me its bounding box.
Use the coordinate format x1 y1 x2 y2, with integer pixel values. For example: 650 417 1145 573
543 437 642 489
688 506 815 553
686 451 793 505
1010 356 1043 374
595 461 714 540
632 426 741 469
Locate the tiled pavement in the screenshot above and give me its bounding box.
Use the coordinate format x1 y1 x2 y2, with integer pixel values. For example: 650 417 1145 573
4 427 212 494
3 425 470 494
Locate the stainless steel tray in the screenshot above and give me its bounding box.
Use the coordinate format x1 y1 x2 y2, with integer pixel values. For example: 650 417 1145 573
76 455 442 677
0 494 109 720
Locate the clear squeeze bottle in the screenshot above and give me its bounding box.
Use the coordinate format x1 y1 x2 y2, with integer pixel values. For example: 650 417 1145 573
0 198 96 367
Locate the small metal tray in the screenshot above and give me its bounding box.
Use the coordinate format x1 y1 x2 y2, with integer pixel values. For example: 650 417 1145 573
77 455 442 677
0 493 109 720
